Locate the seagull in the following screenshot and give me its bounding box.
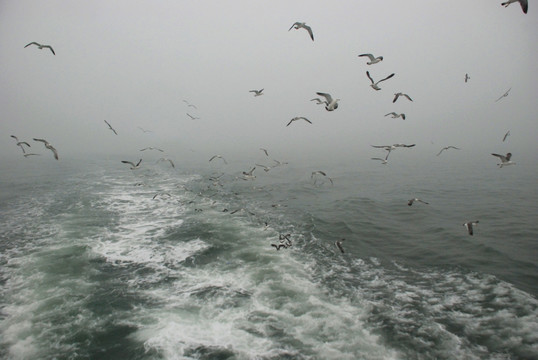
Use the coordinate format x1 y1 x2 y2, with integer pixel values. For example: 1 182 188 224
311 170 334 185
182 100 197 109
287 116 312 126
366 71 395 91
465 73 470 83
288 22 314 41
121 159 142 169
242 167 256 179
260 148 269 156
393 143 416 148
140 147 164 152
255 164 273 172
335 239 345 254
272 159 288 167
33 138 58 160
385 112 406 120
187 113 200 120
408 198 429 206
502 130 510 142
371 150 391 164
209 155 227 164
372 144 397 152
358 53 383 65
501 0 528 14
463 221 479 236
138 126 152 133
24 42 55 55
104 120 118 135
310 98 325 105
491 153 515 168
495 88 511 102
249 89 264 96
316 92 340 111
437 146 461 156
157 158 175 168
393 93 413 103
23 153 41 157
11 135 31 153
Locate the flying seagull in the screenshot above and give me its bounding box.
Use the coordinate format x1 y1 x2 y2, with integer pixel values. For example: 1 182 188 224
385 112 406 120
11 135 31 153
104 120 118 135
260 148 269 156
249 89 264 96
310 98 325 105
465 73 470 83
463 221 479 236
371 149 391 164
408 198 429 206
24 42 55 55
311 170 333 185
502 130 510 142
495 88 511 102
23 153 41 158
33 138 58 160
255 163 273 172
241 167 256 180
491 153 515 168
316 92 340 111
437 146 460 156
366 71 395 91
393 93 413 103
140 147 164 152
138 126 152 133
287 116 312 126
182 100 198 109
501 0 528 14
186 113 200 120
358 53 383 65
157 158 175 168
335 239 345 254
121 159 142 169
209 155 227 164
288 22 314 41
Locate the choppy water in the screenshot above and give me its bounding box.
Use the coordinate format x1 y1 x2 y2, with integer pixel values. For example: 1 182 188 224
1 158 537 359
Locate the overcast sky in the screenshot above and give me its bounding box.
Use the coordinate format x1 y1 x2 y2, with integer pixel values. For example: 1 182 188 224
1 0 537 167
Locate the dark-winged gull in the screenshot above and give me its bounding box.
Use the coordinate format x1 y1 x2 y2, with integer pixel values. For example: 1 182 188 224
393 93 413 103
182 100 197 109
437 146 460 156
209 155 227 164
249 89 264 96
408 198 429 206
491 153 515 168
501 0 528 13
495 88 511 102
316 92 340 111
366 71 395 91
260 148 269 156
157 158 175 168
121 159 142 169
502 131 510 142
187 113 200 120
104 120 118 135
385 112 406 120
287 116 312 126
463 221 479 236
33 138 58 160
288 22 314 41
140 147 164 152
335 239 345 254
24 42 55 55
11 135 31 153
358 53 383 65
311 170 334 185
465 73 470 83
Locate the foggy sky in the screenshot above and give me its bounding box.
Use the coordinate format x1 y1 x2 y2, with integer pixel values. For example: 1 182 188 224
1 0 537 168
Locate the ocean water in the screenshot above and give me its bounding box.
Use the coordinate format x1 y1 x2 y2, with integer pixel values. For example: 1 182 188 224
0 157 537 360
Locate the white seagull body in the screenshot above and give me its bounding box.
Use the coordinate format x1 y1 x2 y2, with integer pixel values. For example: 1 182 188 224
385 112 406 120
437 146 460 156
121 159 142 169
104 120 118 135
288 22 314 41
33 138 58 160
366 71 395 91
316 92 340 111
393 93 413 103
463 221 479 236
501 0 528 13
358 53 383 65
287 117 312 127
25 42 55 55
491 152 515 168
249 89 264 96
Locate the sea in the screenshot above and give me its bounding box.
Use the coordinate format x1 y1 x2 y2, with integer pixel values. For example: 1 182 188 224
0 155 537 360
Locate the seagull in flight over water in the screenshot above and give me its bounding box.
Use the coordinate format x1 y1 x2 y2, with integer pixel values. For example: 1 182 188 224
463 221 479 236
104 120 118 135
11 135 31 153
287 116 312 126
371 149 391 164
491 153 515 168
408 198 429 206
501 0 528 14
366 71 395 91
24 42 55 55
335 239 345 254
121 159 142 169
249 89 264 96
393 93 413 103
358 53 383 65
495 88 511 102
437 146 460 156
33 138 59 160
288 22 314 41
209 155 228 164
316 92 340 111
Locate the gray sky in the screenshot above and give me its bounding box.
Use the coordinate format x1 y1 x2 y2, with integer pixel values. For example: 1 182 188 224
1 0 537 167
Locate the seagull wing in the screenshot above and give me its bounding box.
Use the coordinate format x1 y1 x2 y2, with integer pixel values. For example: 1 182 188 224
288 22 301 31
385 112 397 117
503 131 510 142
403 94 413 101
417 199 429 204
42 45 55 55
437 148 446 156
24 42 41 48
135 159 142 166
33 138 48 145
11 135 19 142
316 92 333 103
491 153 507 162
392 94 400 103
359 53 375 61
121 160 136 167
378 73 395 83
104 120 118 135
303 24 314 41
520 0 528 13
366 71 375 85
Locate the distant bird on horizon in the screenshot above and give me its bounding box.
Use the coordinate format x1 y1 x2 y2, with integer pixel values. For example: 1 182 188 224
316 92 340 111
121 159 142 169
437 146 460 156
186 113 200 120
366 71 395 91
465 73 470 83
288 22 314 41
358 53 383 65
503 131 510 142
385 112 406 120
209 155 227 164
33 138 58 160
104 120 118 135
11 135 31 153
287 116 312 126
24 42 55 55
491 152 515 168
501 0 528 14
495 88 511 102
463 221 479 236
249 89 264 96
408 198 429 206
393 93 413 103
335 239 345 254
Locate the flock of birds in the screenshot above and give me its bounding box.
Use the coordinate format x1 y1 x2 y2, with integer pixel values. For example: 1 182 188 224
11 2 527 253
